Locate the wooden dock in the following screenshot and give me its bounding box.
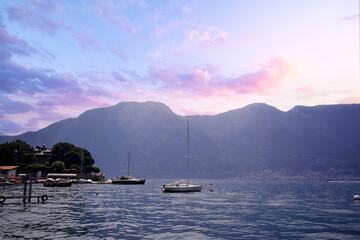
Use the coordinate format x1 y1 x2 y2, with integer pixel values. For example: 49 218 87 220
1 175 55 204
0 195 54 204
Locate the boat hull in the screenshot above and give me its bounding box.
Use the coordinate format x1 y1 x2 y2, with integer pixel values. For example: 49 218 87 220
112 179 146 185
0 181 14 186
162 184 202 192
43 181 72 187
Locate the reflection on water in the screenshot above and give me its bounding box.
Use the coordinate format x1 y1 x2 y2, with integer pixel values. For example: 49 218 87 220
1 180 360 239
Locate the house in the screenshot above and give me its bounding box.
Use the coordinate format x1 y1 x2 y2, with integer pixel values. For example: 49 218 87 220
34 145 52 164
0 166 19 179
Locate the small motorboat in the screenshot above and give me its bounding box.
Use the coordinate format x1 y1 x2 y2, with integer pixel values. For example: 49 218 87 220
354 195 360 200
43 178 72 187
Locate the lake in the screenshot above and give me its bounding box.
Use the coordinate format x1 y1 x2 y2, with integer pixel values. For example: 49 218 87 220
1 179 360 239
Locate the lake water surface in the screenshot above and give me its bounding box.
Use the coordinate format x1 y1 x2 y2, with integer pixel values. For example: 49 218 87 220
1 179 360 239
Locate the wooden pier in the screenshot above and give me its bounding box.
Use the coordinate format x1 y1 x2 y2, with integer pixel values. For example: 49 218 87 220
0 195 54 204
0 175 54 204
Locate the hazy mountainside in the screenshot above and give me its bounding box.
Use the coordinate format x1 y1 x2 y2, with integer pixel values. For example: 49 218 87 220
1 102 360 179
0 102 222 178
189 103 360 176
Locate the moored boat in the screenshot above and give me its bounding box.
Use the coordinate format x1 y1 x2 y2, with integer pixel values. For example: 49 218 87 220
0 177 14 186
162 182 202 192
112 176 146 185
112 152 146 185
162 121 202 193
43 178 72 187
105 179 113 184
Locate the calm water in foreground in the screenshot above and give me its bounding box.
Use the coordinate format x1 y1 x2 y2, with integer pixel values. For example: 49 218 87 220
1 179 360 239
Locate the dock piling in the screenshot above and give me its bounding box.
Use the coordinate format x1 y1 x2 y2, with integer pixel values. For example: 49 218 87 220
28 176 32 203
23 179 27 203
0 174 53 204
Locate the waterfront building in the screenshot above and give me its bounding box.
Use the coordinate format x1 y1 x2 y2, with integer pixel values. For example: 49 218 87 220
0 166 19 179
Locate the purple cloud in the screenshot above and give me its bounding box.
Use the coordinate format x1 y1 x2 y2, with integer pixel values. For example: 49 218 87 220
95 0 137 33
112 71 127 82
6 1 61 36
110 45 128 61
31 0 59 12
0 24 110 112
340 14 359 21
0 119 27 136
71 23 102 51
0 98 34 114
0 54 50 95
0 24 39 56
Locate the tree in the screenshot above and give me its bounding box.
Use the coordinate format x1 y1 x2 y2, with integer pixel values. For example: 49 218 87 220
0 140 36 167
92 166 101 173
49 142 95 170
51 161 65 172
84 165 100 174
25 164 51 173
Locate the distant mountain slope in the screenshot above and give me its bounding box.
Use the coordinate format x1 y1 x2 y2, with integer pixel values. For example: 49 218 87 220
0 101 222 178
189 103 360 177
1 102 360 179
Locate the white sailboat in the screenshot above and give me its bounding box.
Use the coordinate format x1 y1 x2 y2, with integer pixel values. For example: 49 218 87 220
162 121 202 192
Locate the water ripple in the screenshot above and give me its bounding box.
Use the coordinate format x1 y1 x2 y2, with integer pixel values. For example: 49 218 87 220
1 180 360 239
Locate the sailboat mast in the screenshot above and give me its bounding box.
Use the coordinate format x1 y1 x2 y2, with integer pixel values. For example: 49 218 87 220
128 152 130 177
187 121 190 185
80 149 83 177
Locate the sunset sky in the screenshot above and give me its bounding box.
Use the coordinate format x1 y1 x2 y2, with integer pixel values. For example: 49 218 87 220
0 0 359 135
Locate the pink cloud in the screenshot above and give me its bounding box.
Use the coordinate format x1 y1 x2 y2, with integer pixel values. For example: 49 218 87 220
340 14 359 21
182 5 190 13
227 57 294 94
296 86 315 94
147 57 295 98
339 92 360 104
148 65 214 96
237 33 257 42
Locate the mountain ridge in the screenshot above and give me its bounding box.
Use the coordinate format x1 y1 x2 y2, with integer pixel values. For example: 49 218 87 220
1 101 360 179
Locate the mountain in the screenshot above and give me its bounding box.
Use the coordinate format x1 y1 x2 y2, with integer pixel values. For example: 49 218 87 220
189 103 360 178
1 101 360 179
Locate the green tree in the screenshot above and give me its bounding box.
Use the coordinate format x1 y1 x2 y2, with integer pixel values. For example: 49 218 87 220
0 140 36 167
51 161 65 172
25 164 51 173
49 142 95 171
92 166 101 173
84 165 101 174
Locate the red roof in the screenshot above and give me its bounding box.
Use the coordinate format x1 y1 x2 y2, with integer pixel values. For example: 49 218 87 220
0 166 19 170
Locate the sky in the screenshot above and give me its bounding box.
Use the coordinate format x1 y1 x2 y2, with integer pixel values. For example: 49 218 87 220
0 0 359 136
